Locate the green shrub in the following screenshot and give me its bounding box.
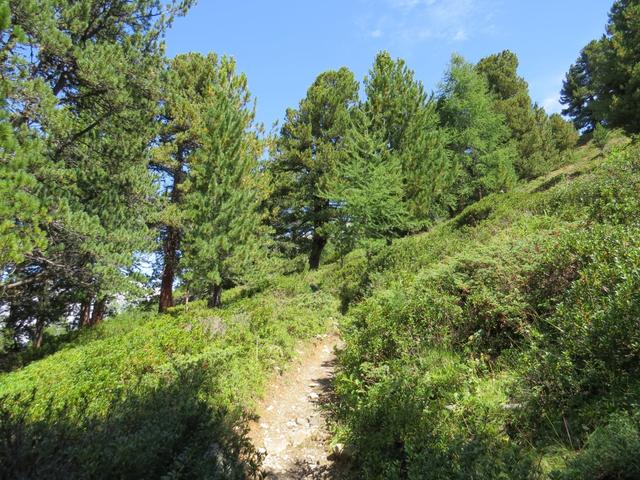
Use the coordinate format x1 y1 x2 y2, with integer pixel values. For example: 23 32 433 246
552 413 640 480
592 124 611 151
517 224 640 439
0 277 339 479
0 369 258 480
335 350 539 479
331 142 640 479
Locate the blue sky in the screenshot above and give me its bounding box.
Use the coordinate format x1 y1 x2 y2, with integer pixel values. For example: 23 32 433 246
165 0 612 130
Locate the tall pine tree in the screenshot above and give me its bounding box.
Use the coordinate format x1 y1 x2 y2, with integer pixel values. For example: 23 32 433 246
321 109 410 255
1 0 193 347
364 52 451 226
476 50 577 179
561 0 640 132
438 54 517 211
0 3 47 269
153 53 253 312
268 68 359 269
180 95 261 308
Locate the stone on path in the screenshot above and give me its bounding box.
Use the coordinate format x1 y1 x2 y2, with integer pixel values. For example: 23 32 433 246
249 333 344 479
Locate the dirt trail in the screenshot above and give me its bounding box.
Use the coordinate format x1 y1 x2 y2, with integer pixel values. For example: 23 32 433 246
249 333 345 479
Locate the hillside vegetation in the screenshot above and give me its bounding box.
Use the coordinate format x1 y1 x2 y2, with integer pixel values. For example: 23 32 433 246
2 136 639 479
2 0 640 479
0 278 339 478
326 136 640 479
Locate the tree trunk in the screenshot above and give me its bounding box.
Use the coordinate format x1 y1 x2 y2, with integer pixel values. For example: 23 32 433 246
91 298 106 325
207 284 223 308
79 300 92 327
309 233 327 270
158 168 185 313
159 225 180 313
33 318 45 349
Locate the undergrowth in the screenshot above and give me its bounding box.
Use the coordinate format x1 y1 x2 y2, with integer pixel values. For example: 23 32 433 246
327 138 640 479
0 275 339 479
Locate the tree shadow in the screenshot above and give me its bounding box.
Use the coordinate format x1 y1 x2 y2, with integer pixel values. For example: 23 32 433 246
279 459 347 479
0 368 263 480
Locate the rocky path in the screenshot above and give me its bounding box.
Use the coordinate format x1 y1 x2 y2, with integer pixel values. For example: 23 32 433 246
249 333 345 479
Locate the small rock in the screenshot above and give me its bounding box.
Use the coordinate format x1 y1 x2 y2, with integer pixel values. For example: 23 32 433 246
296 417 308 425
286 420 297 428
266 435 287 453
260 423 269 429
308 392 319 400
289 429 309 447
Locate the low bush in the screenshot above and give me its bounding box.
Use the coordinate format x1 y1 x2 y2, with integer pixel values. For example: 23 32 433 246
0 276 339 479
331 142 640 479
552 413 640 480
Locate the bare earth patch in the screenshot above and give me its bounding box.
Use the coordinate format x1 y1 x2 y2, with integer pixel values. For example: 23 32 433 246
249 332 345 479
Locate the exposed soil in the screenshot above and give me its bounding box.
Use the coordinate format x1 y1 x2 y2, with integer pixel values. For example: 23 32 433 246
249 333 347 479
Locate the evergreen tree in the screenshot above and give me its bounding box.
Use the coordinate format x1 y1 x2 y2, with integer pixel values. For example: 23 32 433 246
0 0 193 346
363 51 451 228
438 54 517 210
268 68 359 269
476 50 537 176
322 110 410 255
561 0 640 132
180 96 261 308
364 51 425 151
476 50 577 179
476 50 533 132
0 4 47 269
153 53 252 312
397 103 453 225
561 40 611 131
548 113 579 152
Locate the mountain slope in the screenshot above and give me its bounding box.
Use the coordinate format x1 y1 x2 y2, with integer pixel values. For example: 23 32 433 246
1 137 638 480
325 136 640 479
0 278 339 478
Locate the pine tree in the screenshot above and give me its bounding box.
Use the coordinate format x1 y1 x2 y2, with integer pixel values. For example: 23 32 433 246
363 51 451 228
1 0 193 346
476 50 577 179
322 110 410 255
180 96 261 308
0 3 47 269
548 113 580 152
364 52 425 151
476 51 537 175
561 0 640 133
153 53 252 312
560 40 611 132
268 68 359 269
438 54 517 210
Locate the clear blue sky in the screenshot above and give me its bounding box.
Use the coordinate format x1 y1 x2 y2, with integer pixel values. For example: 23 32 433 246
165 0 612 130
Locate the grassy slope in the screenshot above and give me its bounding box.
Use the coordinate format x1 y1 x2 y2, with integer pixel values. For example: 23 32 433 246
323 136 640 479
1 136 639 479
0 274 339 479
